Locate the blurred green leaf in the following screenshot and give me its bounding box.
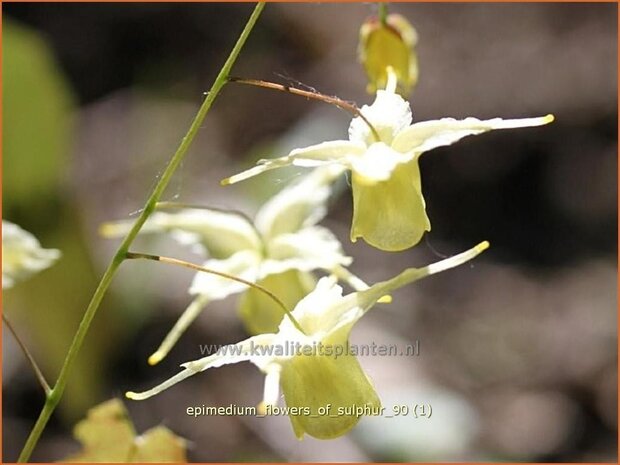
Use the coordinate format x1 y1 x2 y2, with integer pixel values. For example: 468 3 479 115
3 19 74 206
3 19 125 421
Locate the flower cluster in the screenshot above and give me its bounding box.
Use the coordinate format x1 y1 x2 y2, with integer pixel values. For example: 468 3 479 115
127 242 488 439
103 166 379 365
118 10 553 442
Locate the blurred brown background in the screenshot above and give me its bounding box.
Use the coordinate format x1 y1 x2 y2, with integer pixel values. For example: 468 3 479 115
3 2 617 462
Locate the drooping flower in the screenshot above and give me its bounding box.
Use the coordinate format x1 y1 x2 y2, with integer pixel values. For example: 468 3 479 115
222 71 554 252
126 241 489 440
102 166 377 365
2 220 61 289
358 13 419 96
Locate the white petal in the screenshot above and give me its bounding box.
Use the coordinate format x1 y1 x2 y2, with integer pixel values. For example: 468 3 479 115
261 363 282 410
278 276 347 337
392 114 555 154
349 90 413 146
101 209 261 259
147 294 210 366
221 158 292 185
2 221 61 289
126 334 276 401
288 140 366 162
355 241 491 314
222 140 364 185
183 333 277 370
261 226 352 277
189 250 261 299
348 142 412 185
329 265 369 292
297 241 490 338
329 265 392 303
255 165 344 240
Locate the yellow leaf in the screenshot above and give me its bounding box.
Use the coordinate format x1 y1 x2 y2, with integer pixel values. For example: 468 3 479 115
64 399 187 463
131 426 188 463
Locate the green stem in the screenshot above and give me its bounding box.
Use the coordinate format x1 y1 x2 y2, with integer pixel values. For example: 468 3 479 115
378 2 388 25
17 3 265 462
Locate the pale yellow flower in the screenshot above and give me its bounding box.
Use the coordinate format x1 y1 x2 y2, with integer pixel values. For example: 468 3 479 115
2 220 60 289
126 241 489 439
359 13 419 96
103 166 375 365
222 72 554 252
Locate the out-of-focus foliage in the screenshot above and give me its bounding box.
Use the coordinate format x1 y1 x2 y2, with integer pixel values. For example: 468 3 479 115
64 398 187 462
355 385 479 461
3 21 73 206
3 19 125 421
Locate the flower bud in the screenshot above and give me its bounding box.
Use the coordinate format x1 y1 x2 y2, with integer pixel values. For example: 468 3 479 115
358 13 419 96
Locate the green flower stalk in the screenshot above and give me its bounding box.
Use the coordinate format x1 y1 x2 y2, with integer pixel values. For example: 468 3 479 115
2 220 61 289
222 70 554 252
102 166 378 365
17 4 265 461
126 241 489 440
